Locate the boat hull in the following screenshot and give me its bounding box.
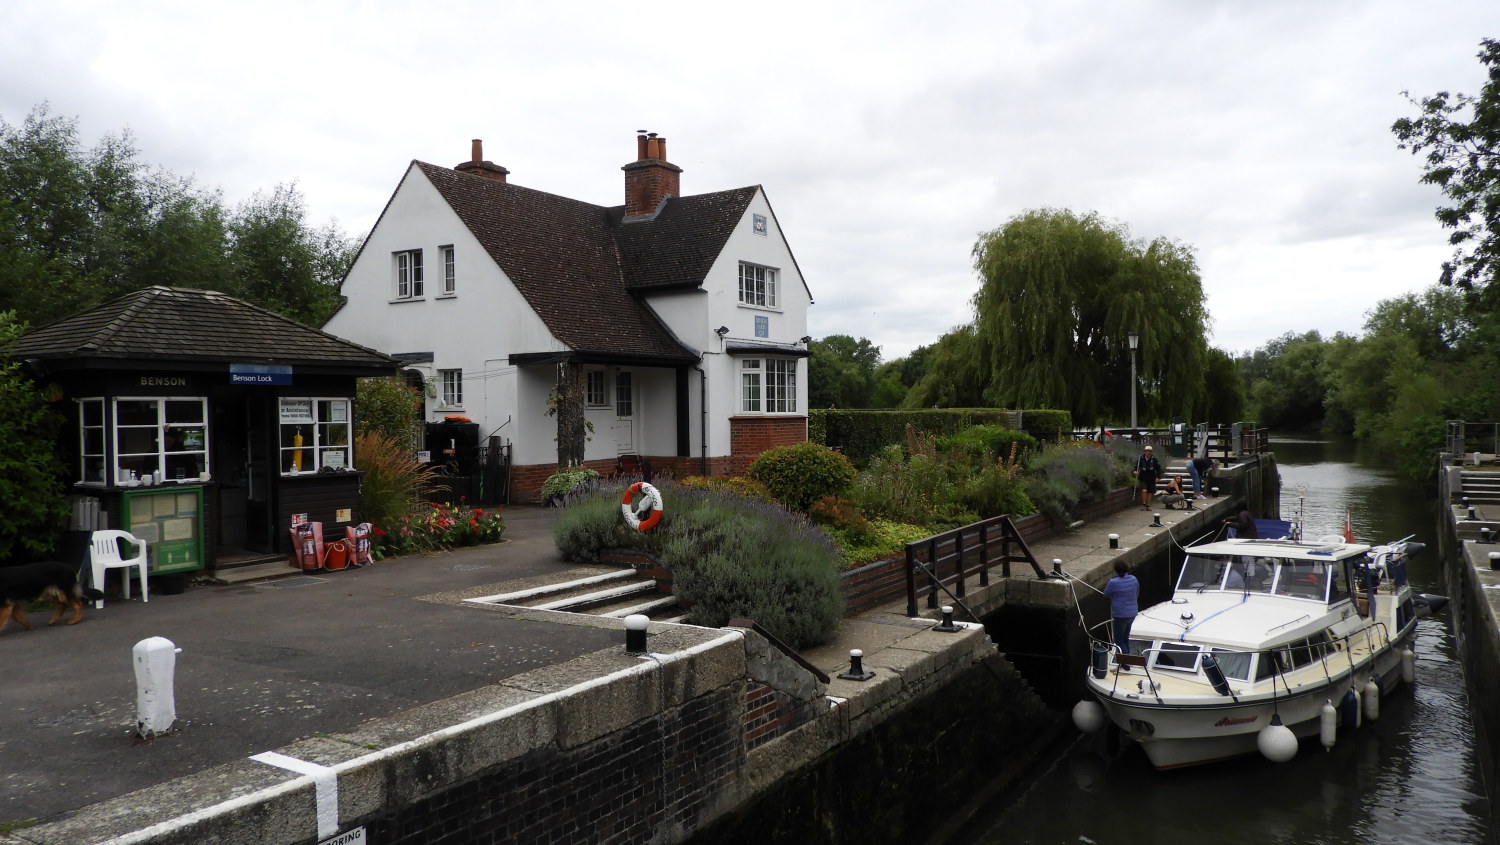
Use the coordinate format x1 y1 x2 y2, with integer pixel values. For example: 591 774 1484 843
1098 635 1410 769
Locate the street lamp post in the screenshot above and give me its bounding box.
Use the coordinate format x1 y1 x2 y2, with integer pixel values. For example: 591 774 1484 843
1128 331 1140 431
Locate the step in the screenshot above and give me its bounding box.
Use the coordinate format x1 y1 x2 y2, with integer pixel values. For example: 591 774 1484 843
211 560 305 585
532 580 657 613
468 569 639 606
594 595 680 619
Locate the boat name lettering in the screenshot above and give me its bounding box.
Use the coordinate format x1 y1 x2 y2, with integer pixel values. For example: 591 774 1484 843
1213 716 1259 727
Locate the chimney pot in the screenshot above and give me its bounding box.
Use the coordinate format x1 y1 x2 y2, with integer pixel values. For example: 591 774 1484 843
637 131 649 160
622 130 682 217
471 139 483 163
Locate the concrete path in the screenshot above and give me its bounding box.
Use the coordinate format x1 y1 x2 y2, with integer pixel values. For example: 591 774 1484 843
0 506 621 826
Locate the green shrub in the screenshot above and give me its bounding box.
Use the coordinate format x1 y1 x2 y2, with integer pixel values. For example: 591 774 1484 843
0 313 66 562
542 467 600 500
1023 442 1118 522
747 442 857 511
812 408 1016 467
554 485 845 647
830 519 932 567
1020 409 1073 443
936 425 1038 462
355 376 424 445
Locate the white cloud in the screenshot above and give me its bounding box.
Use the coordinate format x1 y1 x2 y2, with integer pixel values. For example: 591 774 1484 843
3 0 1495 363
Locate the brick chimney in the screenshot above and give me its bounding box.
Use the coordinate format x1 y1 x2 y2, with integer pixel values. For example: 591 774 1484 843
622 131 682 217
454 139 510 183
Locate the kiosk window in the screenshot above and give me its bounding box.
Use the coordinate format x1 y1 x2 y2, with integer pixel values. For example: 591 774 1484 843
111 398 208 484
279 398 351 474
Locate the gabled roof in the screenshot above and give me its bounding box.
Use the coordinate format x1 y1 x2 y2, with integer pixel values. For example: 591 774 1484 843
413 162 762 363
13 286 399 372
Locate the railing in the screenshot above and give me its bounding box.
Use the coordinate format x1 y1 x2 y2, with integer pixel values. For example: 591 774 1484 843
1447 420 1500 457
1071 422 1269 461
904 515 1044 618
728 617 831 684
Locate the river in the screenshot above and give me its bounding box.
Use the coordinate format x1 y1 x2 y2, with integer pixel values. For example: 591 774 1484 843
958 433 1496 845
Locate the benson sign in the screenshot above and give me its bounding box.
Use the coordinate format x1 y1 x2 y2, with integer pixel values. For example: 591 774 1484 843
230 364 293 385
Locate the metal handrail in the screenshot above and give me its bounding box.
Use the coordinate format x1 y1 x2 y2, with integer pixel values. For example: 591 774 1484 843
728 617 831 684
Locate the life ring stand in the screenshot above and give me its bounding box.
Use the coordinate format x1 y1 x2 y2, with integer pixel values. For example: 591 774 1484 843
621 482 664 531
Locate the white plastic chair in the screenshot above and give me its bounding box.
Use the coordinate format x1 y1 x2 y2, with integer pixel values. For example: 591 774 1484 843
89 529 150 609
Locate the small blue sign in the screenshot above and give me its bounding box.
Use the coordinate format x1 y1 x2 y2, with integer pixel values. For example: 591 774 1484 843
230 364 293 385
754 315 769 338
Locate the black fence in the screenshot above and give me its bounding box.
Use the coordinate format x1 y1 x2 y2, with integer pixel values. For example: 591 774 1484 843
429 442 510 507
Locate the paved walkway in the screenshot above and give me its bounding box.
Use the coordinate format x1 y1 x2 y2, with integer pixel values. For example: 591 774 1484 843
0 506 617 826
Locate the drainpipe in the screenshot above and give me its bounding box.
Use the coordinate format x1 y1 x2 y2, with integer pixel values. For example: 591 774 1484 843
695 359 708 475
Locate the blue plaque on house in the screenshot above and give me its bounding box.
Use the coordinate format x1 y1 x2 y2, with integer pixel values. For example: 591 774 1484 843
755 316 769 338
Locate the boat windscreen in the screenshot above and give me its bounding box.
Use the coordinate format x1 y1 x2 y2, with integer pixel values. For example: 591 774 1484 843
1177 554 1274 594
1273 560 1328 600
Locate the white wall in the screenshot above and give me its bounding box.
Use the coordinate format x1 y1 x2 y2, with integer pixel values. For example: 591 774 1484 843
324 164 563 452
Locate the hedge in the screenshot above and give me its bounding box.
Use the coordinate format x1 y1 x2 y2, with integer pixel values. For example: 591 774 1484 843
810 408 1072 466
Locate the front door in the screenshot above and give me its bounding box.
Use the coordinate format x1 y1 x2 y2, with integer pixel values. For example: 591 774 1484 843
243 394 278 552
612 370 636 455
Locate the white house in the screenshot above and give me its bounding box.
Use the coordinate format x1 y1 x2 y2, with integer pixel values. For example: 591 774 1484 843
324 133 813 500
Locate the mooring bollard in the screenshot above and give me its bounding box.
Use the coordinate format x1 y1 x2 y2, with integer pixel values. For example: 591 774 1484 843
1109 533 1120 550
933 605 961 633
1152 513 1163 527
1052 558 1064 577
134 636 181 738
1211 486 1220 498
1483 527 1493 544
1468 505 1478 520
624 614 649 654
838 648 876 681
1489 552 1500 571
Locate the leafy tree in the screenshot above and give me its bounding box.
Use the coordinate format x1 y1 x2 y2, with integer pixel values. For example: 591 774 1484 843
808 334 882 408
355 376 424 444
1200 347 1246 424
1392 38 1500 305
1242 331 1330 430
0 103 352 328
904 325 987 408
961 209 1210 424
0 312 68 562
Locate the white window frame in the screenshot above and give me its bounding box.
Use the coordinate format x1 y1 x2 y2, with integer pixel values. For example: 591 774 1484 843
439 369 464 408
585 370 609 407
395 249 424 299
739 357 798 414
738 262 779 309
111 397 210 484
79 398 106 484
615 371 633 417
278 398 352 475
441 245 456 295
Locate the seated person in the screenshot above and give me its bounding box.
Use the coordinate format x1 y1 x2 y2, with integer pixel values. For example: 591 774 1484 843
1157 475 1188 509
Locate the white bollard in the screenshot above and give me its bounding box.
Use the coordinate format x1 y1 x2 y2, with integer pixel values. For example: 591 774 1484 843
134 636 181 737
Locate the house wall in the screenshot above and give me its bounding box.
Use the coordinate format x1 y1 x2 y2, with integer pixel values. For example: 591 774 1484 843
324 165 561 445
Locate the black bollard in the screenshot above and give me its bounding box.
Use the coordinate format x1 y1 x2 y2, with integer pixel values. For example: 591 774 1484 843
933 605 961 633
1052 558 1064 577
1109 533 1120 550
624 614 649 654
838 649 876 681
1152 513 1163 527
1490 552 1500 572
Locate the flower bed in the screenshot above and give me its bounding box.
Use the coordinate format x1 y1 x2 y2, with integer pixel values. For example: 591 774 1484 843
374 501 505 558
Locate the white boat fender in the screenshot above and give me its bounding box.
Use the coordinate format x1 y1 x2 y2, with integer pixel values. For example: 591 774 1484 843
1363 679 1381 722
1202 654 1232 697
1091 643 1109 679
1320 700 1337 751
1401 647 1416 685
1072 699 1106 733
1258 714 1298 763
1341 688 1361 729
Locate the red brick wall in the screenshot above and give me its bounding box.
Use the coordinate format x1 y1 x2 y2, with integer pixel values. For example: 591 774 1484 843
729 416 808 476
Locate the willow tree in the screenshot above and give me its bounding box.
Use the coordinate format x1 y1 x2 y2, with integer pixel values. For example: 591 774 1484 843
969 209 1210 425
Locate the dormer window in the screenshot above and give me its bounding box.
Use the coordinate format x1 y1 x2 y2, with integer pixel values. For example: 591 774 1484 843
395 249 424 299
738 262 778 309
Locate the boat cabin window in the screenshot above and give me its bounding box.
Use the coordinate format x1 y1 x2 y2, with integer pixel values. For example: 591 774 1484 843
1209 647 1253 681
1152 642 1202 673
1328 561 1351 604
1272 560 1327 600
1177 554 1273 593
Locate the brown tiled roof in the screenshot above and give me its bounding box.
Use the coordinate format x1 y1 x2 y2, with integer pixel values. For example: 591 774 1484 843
415 162 758 362
13 286 399 371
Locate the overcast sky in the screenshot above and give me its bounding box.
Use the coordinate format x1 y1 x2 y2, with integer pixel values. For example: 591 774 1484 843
3 1 1496 361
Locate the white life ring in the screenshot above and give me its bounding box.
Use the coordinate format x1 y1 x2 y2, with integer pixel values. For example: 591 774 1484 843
621 482 664 531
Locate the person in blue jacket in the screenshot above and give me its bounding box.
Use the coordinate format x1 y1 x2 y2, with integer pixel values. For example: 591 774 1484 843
1103 560 1141 661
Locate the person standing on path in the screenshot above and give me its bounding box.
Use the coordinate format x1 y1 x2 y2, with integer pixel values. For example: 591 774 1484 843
1103 560 1140 659
1133 444 1161 509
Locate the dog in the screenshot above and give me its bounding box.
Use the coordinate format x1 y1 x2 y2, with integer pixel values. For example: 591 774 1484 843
0 561 105 633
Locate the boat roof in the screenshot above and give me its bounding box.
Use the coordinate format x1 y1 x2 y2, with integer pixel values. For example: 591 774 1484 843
1133 593 1336 649
1185 538 1371 561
